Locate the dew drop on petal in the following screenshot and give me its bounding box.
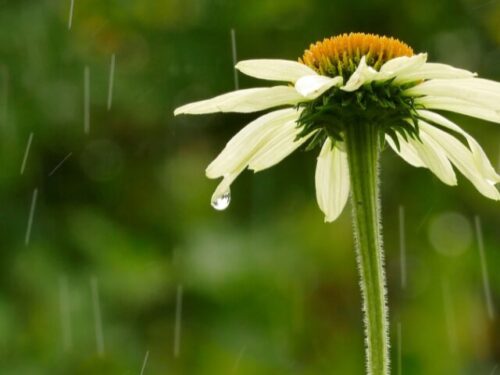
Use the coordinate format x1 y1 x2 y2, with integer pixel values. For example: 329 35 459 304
211 189 231 211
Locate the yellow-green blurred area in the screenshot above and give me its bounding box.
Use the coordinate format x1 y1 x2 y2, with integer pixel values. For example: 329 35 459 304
0 0 499 373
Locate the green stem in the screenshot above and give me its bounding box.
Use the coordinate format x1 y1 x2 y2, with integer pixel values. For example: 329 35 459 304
345 123 389 375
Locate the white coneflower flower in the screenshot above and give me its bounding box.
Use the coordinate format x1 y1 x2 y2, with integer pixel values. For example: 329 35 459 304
174 32 499 220
174 32 500 375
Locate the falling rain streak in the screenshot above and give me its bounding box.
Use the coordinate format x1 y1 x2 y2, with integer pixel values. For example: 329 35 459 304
231 346 246 374
441 280 458 355
68 0 75 30
20 132 34 175
25 188 38 245
230 28 239 90
140 350 149 375
59 276 73 351
397 322 402 375
90 276 105 356
474 216 496 320
84 66 90 134
107 54 115 111
498 144 500 171
398 205 407 289
174 284 183 358
48 152 73 176
0 65 8 128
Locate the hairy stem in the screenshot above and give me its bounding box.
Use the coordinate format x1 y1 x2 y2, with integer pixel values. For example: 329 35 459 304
345 123 389 375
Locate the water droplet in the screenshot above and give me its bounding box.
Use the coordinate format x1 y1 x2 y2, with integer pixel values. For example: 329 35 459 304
211 189 231 211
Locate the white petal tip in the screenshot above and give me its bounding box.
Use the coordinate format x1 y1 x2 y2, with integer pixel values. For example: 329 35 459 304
174 105 194 116
295 75 342 98
484 189 500 201
441 176 458 186
205 165 223 179
323 215 338 223
205 165 220 179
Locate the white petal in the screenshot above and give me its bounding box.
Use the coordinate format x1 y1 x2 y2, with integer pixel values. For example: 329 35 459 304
315 138 350 222
408 134 457 186
341 56 379 92
248 121 313 172
406 79 500 110
420 122 499 200
385 134 426 168
236 59 318 83
295 75 343 99
458 77 500 92
206 108 301 178
341 54 427 92
174 86 303 115
378 53 428 80
415 96 500 124
417 110 500 183
394 62 476 83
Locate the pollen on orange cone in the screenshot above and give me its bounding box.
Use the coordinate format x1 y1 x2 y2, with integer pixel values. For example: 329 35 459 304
300 32 414 77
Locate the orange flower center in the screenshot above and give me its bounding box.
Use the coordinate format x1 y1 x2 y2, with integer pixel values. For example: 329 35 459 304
300 32 414 77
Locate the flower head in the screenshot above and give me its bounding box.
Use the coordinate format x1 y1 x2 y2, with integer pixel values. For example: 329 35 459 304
174 32 500 221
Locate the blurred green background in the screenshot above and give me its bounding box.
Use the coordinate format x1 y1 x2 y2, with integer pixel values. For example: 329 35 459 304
0 0 499 373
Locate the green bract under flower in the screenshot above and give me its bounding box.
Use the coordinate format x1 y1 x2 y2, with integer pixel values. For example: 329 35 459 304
296 78 421 151
174 32 500 222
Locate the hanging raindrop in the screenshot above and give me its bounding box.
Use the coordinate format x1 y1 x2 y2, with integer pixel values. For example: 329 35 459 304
211 189 231 211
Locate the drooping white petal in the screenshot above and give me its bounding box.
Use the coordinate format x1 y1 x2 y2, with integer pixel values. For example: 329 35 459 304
174 86 304 115
295 75 343 99
385 134 425 168
341 56 379 92
415 96 500 124
235 59 318 83
417 110 500 183
315 138 350 222
248 121 314 172
419 121 499 200
378 53 428 80
206 108 301 178
406 79 500 110
408 133 457 186
394 62 476 83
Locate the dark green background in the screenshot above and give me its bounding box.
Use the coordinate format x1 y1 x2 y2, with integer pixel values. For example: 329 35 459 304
0 0 499 373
